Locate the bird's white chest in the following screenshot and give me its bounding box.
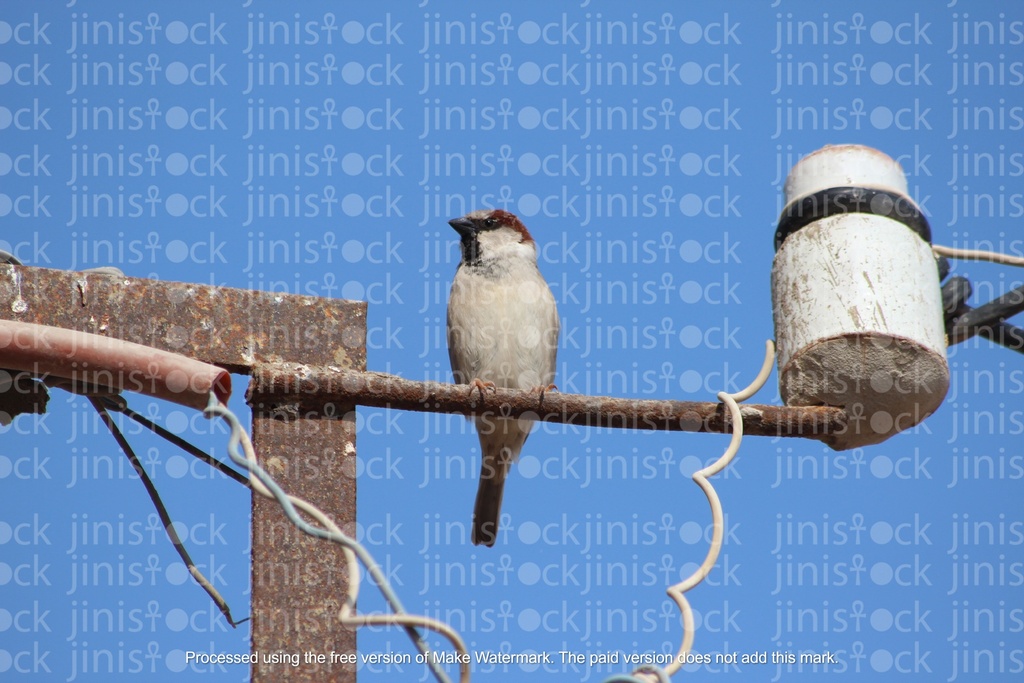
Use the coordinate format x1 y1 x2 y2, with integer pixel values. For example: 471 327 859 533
447 261 557 390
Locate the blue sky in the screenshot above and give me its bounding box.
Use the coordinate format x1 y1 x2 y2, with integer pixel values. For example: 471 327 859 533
1 1 1023 681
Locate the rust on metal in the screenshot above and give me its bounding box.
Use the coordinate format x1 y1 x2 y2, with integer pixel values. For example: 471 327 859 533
250 367 850 447
0 264 366 373
0 265 363 683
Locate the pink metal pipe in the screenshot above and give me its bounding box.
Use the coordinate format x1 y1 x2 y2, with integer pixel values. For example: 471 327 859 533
0 319 231 411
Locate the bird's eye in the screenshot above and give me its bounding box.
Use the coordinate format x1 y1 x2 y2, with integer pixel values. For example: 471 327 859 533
483 218 496 228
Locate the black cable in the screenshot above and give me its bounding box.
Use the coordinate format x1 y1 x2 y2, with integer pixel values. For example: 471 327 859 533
89 397 249 628
95 396 250 487
952 283 1024 336
942 277 1024 354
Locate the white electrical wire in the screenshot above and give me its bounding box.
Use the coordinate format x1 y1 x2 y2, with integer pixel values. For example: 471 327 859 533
210 339 779 683
933 244 1024 267
629 341 776 682
206 398 471 683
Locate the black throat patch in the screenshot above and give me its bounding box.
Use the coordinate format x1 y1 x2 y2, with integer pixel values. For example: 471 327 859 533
460 232 482 265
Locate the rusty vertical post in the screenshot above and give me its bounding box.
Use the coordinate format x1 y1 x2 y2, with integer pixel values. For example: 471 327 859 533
244 304 366 683
248 405 359 680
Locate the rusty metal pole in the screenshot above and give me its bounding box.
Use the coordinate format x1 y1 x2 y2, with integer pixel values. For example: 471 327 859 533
0 266 364 682
244 300 365 683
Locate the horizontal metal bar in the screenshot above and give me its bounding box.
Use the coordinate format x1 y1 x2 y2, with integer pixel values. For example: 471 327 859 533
0 264 367 373
248 367 849 446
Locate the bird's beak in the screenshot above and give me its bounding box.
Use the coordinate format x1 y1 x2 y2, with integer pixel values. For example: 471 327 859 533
448 216 475 238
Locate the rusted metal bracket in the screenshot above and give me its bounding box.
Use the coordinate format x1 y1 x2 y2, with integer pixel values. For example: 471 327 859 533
0 264 364 683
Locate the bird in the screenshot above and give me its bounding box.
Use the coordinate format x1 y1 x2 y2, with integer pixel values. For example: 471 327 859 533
446 209 560 547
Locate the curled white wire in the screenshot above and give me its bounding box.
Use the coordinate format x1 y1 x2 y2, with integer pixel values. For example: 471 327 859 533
630 340 775 682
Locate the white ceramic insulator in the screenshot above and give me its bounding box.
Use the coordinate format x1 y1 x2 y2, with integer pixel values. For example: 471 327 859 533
784 143 911 202
772 145 949 450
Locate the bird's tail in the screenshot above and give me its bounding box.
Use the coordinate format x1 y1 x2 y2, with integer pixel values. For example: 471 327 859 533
471 464 503 544
471 416 531 547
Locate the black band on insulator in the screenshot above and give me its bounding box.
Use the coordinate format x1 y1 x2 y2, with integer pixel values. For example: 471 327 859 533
774 186 932 251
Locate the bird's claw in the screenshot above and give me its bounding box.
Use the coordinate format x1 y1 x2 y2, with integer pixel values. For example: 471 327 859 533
469 378 497 401
530 383 559 406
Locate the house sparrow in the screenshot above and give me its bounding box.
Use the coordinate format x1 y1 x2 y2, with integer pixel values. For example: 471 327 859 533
446 209 560 547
